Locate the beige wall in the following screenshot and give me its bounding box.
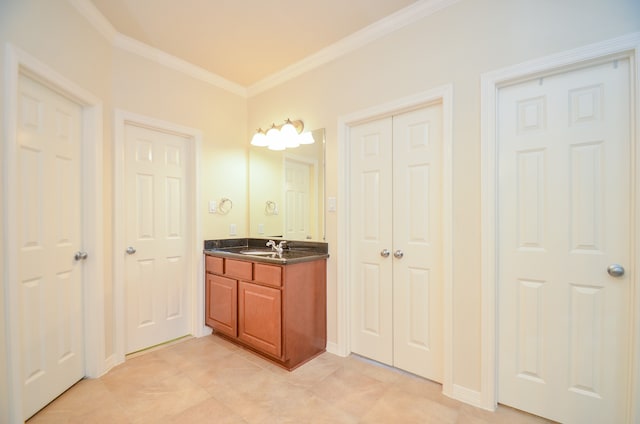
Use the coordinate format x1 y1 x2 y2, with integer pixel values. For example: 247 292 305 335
0 1 112 420
1 0 639 419
110 48 248 357
112 48 248 241
0 1 246 421
247 0 640 391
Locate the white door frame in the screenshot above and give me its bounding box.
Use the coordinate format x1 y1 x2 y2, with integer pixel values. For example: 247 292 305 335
2 44 105 423
337 84 453 396
113 110 203 365
480 32 640 421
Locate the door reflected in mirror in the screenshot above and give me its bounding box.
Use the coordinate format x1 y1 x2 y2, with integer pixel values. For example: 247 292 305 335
249 128 325 241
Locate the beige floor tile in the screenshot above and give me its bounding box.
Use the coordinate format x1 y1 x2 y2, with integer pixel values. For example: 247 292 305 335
361 386 459 424
28 335 554 424
458 403 558 424
167 396 249 423
344 354 405 384
257 392 359 424
284 352 346 389
310 366 391 419
109 373 212 423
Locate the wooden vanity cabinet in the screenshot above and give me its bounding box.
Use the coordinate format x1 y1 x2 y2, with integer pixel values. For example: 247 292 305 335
205 253 326 370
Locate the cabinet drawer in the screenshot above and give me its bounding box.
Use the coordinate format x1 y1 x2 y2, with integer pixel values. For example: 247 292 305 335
205 255 223 274
225 259 252 280
254 263 282 287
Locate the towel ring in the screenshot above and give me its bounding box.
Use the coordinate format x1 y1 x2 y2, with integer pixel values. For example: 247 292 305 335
265 200 278 215
218 197 233 215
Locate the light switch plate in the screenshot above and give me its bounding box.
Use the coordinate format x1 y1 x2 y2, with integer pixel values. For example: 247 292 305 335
229 224 237 236
208 200 217 213
327 197 337 212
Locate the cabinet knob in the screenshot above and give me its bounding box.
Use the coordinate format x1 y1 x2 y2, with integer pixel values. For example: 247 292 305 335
126 246 137 255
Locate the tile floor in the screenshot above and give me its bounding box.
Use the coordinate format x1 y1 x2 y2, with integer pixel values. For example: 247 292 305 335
28 335 554 423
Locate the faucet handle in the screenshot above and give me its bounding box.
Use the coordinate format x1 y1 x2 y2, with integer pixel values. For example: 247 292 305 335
266 240 275 247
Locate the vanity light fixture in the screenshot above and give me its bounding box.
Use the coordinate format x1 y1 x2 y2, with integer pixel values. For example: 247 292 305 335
250 119 314 150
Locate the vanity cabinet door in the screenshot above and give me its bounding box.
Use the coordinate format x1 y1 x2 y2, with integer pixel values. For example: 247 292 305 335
206 274 237 337
238 281 282 358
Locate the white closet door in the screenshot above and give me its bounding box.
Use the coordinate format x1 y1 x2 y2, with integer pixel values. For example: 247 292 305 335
392 105 443 382
350 104 443 382
498 59 631 423
350 117 394 365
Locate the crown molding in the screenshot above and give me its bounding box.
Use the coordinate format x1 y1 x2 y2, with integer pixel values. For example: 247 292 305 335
247 0 461 96
67 0 247 97
112 34 247 97
68 0 460 98
67 0 118 42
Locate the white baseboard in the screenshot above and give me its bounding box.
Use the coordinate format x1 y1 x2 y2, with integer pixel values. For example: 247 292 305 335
196 326 213 338
450 384 487 410
326 341 345 356
100 353 122 378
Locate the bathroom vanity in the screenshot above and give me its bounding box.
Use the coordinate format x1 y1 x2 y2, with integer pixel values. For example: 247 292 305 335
204 238 328 370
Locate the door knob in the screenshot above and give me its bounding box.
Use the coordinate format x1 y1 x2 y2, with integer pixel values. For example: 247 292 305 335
74 251 88 261
394 250 404 259
126 246 137 255
607 264 625 277
380 249 390 258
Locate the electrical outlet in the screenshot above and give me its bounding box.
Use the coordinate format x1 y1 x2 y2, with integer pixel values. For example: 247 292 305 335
230 224 237 236
208 200 217 213
258 223 264 234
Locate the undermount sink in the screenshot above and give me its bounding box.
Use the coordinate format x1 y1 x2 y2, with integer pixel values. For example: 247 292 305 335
239 250 277 256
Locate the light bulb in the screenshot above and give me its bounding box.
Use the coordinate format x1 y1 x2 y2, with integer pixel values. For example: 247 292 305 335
298 131 314 145
268 137 286 150
280 120 300 148
265 125 279 147
250 129 268 146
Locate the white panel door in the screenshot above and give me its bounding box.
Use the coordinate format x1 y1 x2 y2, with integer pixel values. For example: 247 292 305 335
17 74 84 418
392 106 443 381
350 117 394 365
124 124 191 353
350 104 443 381
498 59 631 423
284 159 311 240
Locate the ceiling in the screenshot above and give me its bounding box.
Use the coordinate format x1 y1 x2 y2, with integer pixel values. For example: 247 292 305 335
88 0 420 87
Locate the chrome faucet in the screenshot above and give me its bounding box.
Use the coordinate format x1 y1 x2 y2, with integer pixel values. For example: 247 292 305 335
266 240 286 255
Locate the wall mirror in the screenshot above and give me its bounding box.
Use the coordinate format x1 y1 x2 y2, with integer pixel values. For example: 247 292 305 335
249 128 325 241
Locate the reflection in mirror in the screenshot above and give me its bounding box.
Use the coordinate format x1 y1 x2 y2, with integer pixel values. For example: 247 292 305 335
249 128 325 241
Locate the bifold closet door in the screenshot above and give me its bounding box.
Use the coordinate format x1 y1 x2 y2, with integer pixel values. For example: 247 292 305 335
350 104 443 382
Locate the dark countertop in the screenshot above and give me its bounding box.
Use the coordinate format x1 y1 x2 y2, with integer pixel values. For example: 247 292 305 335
204 238 329 265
